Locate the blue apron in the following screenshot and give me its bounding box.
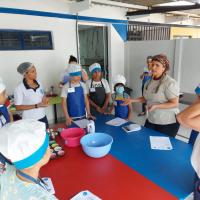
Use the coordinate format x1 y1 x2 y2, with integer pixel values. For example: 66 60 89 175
67 83 86 119
0 105 10 127
114 94 129 119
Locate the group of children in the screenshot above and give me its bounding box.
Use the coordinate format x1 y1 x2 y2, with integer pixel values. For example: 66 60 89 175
60 61 133 126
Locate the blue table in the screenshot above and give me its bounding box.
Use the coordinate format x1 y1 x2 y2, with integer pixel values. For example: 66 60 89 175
93 114 195 199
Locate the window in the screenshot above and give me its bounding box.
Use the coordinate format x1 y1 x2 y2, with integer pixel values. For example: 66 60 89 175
0 31 21 50
23 32 53 49
0 30 53 50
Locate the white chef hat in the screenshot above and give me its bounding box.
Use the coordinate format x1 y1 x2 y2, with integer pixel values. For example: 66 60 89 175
89 63 101 74
67 62 81 77
0 78 6 94
17 62 34 75
0 119 49 170
112 74 126 86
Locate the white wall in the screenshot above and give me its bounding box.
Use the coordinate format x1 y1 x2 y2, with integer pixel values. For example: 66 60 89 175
179 39 200 93
0 1 127 123
0 14 78 122
124 38 200 112
129 14 166 23
0 14 77 94
125 40 175 96
0 0 127 19
79 4 127 20
0 0 71 13
108 24 125 86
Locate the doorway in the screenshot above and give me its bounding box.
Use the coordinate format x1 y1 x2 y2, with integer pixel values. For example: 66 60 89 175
78 24 108 80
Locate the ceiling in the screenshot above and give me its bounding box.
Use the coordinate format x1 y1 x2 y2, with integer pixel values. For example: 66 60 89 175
109 0 176 7
107 0 200 17
70 0 200 21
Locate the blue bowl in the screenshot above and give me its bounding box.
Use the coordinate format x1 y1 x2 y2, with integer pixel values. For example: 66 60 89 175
80 133 113 158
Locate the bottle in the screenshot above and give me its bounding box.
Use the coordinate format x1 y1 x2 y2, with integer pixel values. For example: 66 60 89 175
87 120 95 134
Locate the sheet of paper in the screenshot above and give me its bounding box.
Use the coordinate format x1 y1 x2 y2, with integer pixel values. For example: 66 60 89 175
73 119 90 128
122 124 141 133
106 117 127 126
150 136 173 150
184 192 194 200
42 177 55 195
70 190 102 200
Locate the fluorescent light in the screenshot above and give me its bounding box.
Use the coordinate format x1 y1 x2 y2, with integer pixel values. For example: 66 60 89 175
157 1 195 7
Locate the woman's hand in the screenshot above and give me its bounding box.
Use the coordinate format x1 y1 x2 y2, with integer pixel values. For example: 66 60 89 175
121 98 134 106
66 117 73 126
147 104 158 112
43 97 50 104
38 97 49 107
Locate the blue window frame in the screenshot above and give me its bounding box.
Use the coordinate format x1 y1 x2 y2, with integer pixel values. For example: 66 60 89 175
0 30 53 50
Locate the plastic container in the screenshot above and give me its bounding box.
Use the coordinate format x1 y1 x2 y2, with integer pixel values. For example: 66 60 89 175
80 133 113 158
61 128 85 147
86 120 95 134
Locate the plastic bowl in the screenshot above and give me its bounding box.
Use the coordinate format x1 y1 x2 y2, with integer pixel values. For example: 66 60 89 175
61 128 85 147
80 133 113 158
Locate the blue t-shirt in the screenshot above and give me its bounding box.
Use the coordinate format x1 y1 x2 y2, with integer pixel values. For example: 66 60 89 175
195 84 200 95
142 66 152 85
63 74 71 85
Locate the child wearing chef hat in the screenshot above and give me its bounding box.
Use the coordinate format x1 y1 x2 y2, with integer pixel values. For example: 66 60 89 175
0 119 57 200
107 74 133 121
61 62 95 126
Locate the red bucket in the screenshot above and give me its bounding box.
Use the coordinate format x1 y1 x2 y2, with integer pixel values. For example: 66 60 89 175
61 128 85 147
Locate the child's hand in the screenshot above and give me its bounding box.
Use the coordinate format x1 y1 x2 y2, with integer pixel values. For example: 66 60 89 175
105 111 112 115
87 114 96 120
99 106 107 114
66 117 73 126
96 106 102 113
126 116 132 121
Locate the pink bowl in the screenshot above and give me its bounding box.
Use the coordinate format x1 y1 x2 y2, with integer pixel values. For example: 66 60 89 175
61 128 85 147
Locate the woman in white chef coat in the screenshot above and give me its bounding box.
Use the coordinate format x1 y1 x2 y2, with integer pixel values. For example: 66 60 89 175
14 62 49 128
